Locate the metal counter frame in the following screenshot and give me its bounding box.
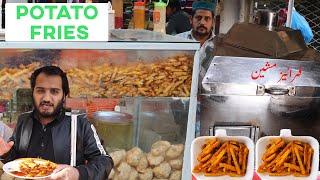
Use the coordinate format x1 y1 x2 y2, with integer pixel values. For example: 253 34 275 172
0 40 200 180
0 41 199 50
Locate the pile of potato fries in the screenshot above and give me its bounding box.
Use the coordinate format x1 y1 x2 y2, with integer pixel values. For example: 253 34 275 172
67 55 193 97
0 62 40 100
193 138 249 177
258 138 313 176
16 158 57 177
0 55 193 100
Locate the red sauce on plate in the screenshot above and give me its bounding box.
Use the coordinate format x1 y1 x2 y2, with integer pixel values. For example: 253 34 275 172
11 171 27 176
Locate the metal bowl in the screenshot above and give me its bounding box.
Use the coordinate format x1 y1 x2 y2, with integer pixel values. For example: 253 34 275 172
254 9 278 31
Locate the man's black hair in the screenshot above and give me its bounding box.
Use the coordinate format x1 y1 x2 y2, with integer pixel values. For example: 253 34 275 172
167 0 182 11
30 66 70 96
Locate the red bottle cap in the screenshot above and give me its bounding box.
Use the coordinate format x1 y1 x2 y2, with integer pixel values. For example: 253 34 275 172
134 0 145 6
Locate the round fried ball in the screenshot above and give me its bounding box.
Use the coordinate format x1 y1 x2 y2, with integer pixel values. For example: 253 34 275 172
165 144 184 160
153 162 172 179
110 149 126 167
147 153 164 166
138 168 153 180
169 158 183 170
137 153 148 172
151 141 171 156
169 170 182 180
126 147 143 167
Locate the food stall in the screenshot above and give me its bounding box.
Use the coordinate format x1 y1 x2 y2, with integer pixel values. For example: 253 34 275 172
201 56 320 138
0 29 200 180
189 55 320 179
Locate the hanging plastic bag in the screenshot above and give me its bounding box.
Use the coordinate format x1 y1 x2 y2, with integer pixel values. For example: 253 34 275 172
291 9 314 44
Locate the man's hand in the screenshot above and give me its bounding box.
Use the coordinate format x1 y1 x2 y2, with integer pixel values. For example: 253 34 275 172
0 138 13 156
47 164 79 180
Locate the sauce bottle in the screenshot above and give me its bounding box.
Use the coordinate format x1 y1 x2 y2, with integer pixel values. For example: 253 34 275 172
133 0 145 29
108 2 115 30
153 0 168 33
112 0 124 29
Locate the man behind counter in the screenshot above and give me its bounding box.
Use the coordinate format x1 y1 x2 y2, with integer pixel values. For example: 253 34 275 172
176 1 216 78
176 1 215 47
0 66 113 180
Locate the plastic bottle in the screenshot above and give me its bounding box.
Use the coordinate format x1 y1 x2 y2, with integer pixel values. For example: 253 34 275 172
112 0 123 29
133 0 145 29
107 2 115 30
153 0 168 33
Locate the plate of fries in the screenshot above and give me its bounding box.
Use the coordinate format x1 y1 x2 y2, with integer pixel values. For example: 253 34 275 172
191 129 254 180
256 129 319 180
3 158 57 179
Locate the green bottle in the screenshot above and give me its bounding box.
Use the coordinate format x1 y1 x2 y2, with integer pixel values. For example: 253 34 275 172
153 0 168 33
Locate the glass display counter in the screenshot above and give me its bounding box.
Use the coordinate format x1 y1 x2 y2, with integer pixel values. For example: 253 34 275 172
0 29 200 180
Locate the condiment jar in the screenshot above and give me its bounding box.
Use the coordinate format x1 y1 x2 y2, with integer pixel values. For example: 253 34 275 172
133 0 145 29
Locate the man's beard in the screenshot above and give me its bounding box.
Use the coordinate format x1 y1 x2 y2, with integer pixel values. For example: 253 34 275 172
194 26 212 37
33 99 64 119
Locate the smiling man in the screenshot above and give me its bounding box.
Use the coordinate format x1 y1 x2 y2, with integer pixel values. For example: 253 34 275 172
0 66 113 180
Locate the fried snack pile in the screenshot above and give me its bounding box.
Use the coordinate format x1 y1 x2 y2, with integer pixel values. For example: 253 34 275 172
108 141 184 180
193 138 249 177
258 138 313 177
67 55 192 98
0 55 192 100
0 63 40 99
14 158 57 177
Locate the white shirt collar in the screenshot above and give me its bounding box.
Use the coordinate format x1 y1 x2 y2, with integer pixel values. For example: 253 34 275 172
188 30 214 41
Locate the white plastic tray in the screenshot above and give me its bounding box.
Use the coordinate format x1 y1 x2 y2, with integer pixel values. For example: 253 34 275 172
191 129 254 180
256 129 319 180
